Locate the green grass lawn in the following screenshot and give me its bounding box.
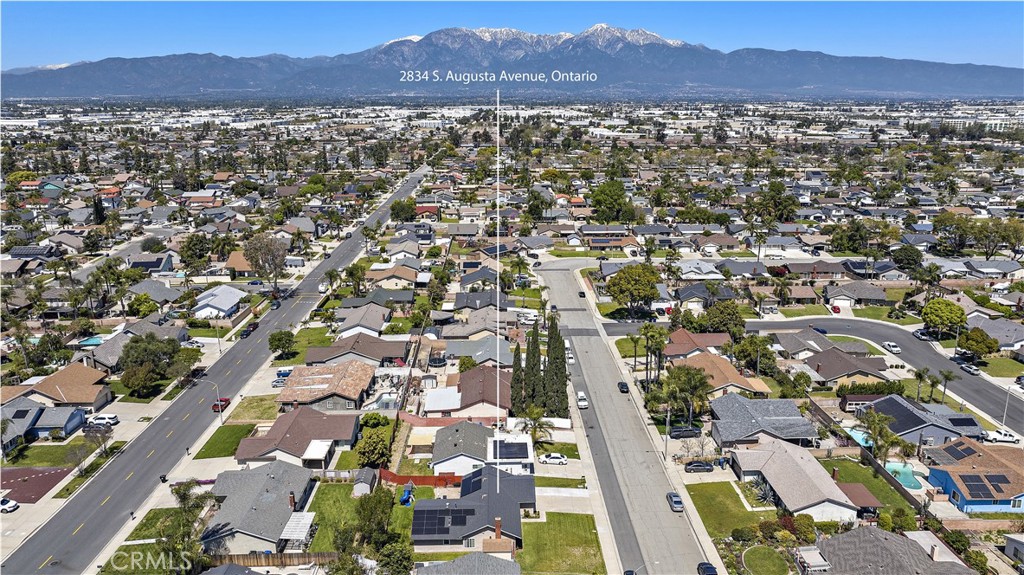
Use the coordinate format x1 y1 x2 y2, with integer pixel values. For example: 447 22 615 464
385 316 414 334
720 250 756 257
885 288 914 303
391 486 434 541
194 424 255 459
187 327 223 338
615 337 648 358
852 306 921 325
518 512 605 575
536 442 580 459
978 357 1024 377
967 511 1024 519
898 379 997 431
535 476 587 489
109 378 173 404
126 507 199 541
272 326 334 366
227 394 279 421
817 459 913 514
828 335 884 355
779 304 830 318
2 436 92 468
99 543 166 574
308 483 361 552
939 338 957 349
322 299 343 310
413 552 469 562
739 305 760 319
54 441 126 498
334 449 359 470
761 376 781 397
744 546 789 575
830 251 861 257
686 482 777 538
597 302 622 317
509 287 542 299
397 455 433 476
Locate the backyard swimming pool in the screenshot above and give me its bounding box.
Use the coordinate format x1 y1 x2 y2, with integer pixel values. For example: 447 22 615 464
885 461 924 490
844 427 874 447
78 336 104 346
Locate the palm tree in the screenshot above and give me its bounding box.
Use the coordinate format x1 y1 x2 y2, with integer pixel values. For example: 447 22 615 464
324 269 341 295
855 409 897 460
773 276 793 307
913 367 931 403
510 254 528 305
156 478 216 574
659 364 713 427
517 405 554 447
938 369 960 403
344 263 366 297
626 334 642 371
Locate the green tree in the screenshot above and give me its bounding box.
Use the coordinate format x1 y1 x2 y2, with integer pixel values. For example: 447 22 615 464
389 197 417 222
355 427 391 468
120 361 156 397
82 230 102 254
855 409 897 460
912 367 931 403
155 478 216 574
702 300 747 340
121 332 181 378
733 335 776 376
937 369 960 403
664 364 713 426
127 293 159 317
606 263 660 317
355 485 396 550
544 319 568 417
891 244 924 271
345 263 367 297
377 542 413 575
268 330 296 357
590 180 633 223
517 405 554 446
457 356 478 373
524 321 543 407
957 327 1000 359
921 298 967 336
244 232 288 290
510 342 526 416
180 233 212 278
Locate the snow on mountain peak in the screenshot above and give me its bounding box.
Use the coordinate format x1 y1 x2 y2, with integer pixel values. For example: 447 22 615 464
383 35 423 46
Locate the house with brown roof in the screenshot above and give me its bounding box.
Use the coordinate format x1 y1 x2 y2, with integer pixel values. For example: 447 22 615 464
670 352 771 397
924 437 1024 514
365 265 418 290
304 333 409 368
423 365 512 419
804 348 889 389
662 329 731 361
224 250 256 278
276 361 376 413
234 406 359 469
23 362 112 412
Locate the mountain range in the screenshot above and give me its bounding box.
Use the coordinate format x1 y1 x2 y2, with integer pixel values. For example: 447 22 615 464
3 24 1022 99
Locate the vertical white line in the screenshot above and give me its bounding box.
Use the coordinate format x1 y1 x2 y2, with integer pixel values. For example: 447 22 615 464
495 89 501 496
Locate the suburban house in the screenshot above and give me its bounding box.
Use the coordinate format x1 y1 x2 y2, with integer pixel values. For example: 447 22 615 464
234 407 360 469
786 261 847 280
340 289 415 309
411 466 536 550
673 283 735 313
76 315 187 374
804 348 889 388
966 316 1024 352
670 353 771 397
125 253 175 275
773 328 868 360
662 329 732 361
859 395 983 445
923 437 1024 514
22 362 113 412
1 397 86 454
1004 534 1024 565
731 436 859 522
332 303 392 338
128 279 184 309
794 525 975 575
224 251 257 278
192 284 248 319
430 421 495 477
823 281 889 308
276 361 376 413
202 461 316 555
303 333 409 367
415 553 522 575
444 335 515 367
709 393 818 448
423 365 512 419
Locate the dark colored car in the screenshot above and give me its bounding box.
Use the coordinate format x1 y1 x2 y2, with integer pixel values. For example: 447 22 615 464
810 249 821 257
550 305 557 312
617 381 629 393
596 255 609 261
811 326 827 335
697 562 719 575
532 261 542 268
248 321 260 330
685 461 715 473
270 300 281 310
239 328 253 339
578 291 586 298
669 427 701 439
655 308 666 316
248 280 263 285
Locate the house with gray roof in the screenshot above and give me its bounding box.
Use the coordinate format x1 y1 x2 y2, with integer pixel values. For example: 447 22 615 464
823 281 888 308
964 259 1024 280
332 303 391 338
804 348 889 388
443 334 513 366
430 421 494 477
128 279 183 308
796 525 975 575
967 316 1024 351
453 291 509 311
859 395 983 445
415 553 521 575
339 289 414 309
202 461 315 555
709 393 818 448
773 328 867 360
76 315 187 374
460 267 498 291
192 284 247 319
1 397 86 455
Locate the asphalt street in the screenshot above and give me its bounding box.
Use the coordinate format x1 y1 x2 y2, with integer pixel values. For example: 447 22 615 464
1 166 429 575
540 260 708 575
71 228 177 283
604 317 1024 435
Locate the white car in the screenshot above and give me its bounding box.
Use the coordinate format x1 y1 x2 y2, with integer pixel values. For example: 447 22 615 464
0 497 19 513
182 339 204 349
881 342 902 354
766 254 784 260
576 391 589 410
984 429 1021 444
566 352 576 365
318 283 329 294
538 453 569 465
90 414 120 426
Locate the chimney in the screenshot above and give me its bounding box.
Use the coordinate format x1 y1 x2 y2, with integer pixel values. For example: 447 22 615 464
494 517 502 539
930 544 939 560
832 467 839 480
815 363 822 374
288 491 296 511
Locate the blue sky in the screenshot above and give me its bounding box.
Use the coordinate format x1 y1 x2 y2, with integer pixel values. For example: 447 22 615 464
3 2 1022 70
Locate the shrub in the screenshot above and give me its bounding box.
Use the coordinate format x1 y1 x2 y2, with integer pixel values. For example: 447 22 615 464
360 412 390 428
815 521 840 535
758 519 781 539
943 530 970 555
923 517 943 532
778 515 797 534
964 549 988 574
186 318 211 328
877 512 894 532
887 307 906 319
774 530 796 544
731 526 756 542
891 506 917 533
794 514 816 543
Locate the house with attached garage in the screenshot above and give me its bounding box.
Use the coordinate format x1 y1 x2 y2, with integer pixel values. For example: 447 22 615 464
191 284 247 319
794 525 976 575
1 397 86 454
772 328 868 360
923 437 1024 514
858 394 983 445
709 393 818 449
823 281 889 308
804 348 889 389
430 421 495 477
423 365 512 419
332 303 391 338
22 362 113 412
966 316 1024 352
201 461 316 555
276 361 376 413
234 406 359 469
670 353 771 397
303 333 409 368
125 252 175 276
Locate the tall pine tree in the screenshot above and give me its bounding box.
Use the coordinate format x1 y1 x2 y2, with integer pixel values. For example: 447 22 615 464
510 342 526 416
524 321 543 408
544 318 569 418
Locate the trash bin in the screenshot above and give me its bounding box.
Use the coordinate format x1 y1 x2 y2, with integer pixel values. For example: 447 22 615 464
159 474 167 483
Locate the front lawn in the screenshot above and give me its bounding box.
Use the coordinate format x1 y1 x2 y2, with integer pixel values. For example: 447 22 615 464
551 249 626 258
979 357 1024 377
99 543 165 574
391 485 435 541
885 288 914 303
2 436 92 468
308 483 361 552
817 458 913 514
615 337 648 358
686 482 777 538
126 507 199 541
851 306 921 325
55 441 126 498
744 546 789 575
738 305 760 319
518 512 606 575
536 442 580 459
194 424 255 459
827 335 883 356
779 305 830 318
720 250 756 258
535 476 587 489
187 327 223 338
227 394 279 422
272 326 334 366
110 378 173 403
597 302 623 317
509 287 542 299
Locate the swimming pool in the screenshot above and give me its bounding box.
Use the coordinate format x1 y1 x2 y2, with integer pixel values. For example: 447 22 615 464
885 461 924 490
79 336 104 346
843 427 874 447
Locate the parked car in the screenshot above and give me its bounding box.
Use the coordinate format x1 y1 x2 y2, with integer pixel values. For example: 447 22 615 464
239 328 253 339
272 378 288 388
684 461 715 473
318 283 329 294
655 308 666 316
0 498 19 513
984 429 1020 444
1016 375 1024 387
669 427 701 439
961 364 981 376
211 398 231 412
576 391 589 410
538 453 569 465
276 367 294 378
881 342 902 354
248 280 263 285
810 325 827 335
596 255 609 261
526 252 539 259
810 249 821 257
697 562 719 575
913 329 933 341
532 261 542 268
82 423 112 435
831 305 841 314
248 321 260 330
182 339 204 349
550 305 558 312
666 492 685 512
578 291 586 298
766 254 784 260
90 414 119 426
270 300 281 310
617 381 629 393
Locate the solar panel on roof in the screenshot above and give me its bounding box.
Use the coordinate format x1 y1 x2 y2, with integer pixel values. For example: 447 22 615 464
992 485 1004 494
943 445 967 460
986 475 1010 484
961 474 983 483
948 417 977 427
495 440 529 459
12 409 29 419
961 446 976 456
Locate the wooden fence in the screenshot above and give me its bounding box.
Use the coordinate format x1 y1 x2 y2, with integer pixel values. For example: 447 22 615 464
208 552 339 568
